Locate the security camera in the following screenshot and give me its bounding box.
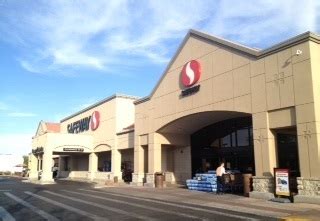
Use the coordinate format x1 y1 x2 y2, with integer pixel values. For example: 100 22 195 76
296 50 302 56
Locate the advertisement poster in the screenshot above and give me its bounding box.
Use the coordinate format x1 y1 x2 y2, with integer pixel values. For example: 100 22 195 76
274 168 290 196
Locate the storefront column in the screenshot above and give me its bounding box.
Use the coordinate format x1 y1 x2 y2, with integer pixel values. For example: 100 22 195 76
250 112 276 199
111 149 122 181
132 141 146 186
294 48 320 203
145 133 162 187
57 157 64 178
88 152 98 180
41 151 54 183
296 122 320 178
69 156 74 171
28 153 38 180
295 120 320 202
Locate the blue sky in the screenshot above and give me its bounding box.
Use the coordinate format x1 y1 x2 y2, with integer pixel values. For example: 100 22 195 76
0 0 319 156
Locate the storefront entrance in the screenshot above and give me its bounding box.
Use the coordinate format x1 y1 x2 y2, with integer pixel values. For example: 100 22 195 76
191 117 255 176
276 129 300 194
188 116 254 194
53 152 90 179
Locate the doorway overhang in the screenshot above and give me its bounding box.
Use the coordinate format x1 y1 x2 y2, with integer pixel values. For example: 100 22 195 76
157 111 251 135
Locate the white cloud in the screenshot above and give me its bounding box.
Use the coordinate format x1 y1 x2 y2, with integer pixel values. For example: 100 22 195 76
0 133 32 156
8 112 37 117
0 0 319 75
203 0 320 47
20 60 41 74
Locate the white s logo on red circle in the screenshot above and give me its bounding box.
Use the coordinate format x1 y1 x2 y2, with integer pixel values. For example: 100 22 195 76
90 111 100 131
181 60 201 87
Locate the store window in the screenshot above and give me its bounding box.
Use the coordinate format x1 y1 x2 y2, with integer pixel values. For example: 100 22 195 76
237 128 250 147
210 127 251 148
192 116 254 175
221 134 231 147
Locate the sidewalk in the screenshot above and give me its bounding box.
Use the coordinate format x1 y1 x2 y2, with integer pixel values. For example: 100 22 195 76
99 186 320 221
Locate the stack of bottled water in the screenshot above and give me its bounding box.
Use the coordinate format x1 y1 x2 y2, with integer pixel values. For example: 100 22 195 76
186 170 217 192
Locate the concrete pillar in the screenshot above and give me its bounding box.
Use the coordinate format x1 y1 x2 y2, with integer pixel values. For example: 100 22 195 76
251 112 276 199
132 140 147 186
148 142 162 173
294 42 320 202
111 149 122 181
28 153 38 180
297 121 320 178
252 112 277 176
88 152 98 180
41 151 54 183
57 157 64 178
145 133 162 187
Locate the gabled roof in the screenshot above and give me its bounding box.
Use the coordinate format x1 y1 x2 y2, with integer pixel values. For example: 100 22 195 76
135 29 320 105
34 121 45 137
34 121 60 137
45 122 60 133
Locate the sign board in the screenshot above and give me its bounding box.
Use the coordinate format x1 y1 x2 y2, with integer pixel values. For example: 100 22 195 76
32 147 44 155
67 111 100 133
63 148 84 152
181 85 200 97
274 168 290 197
181 60 201 87
180 60 201 97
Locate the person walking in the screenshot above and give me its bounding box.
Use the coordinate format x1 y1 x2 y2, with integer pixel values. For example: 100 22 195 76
216 162 226 194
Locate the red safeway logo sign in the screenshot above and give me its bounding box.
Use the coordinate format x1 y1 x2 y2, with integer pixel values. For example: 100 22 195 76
181 60 201 87
90 111 100 131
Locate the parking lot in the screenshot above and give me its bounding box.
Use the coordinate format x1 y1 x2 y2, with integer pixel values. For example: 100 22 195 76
0 176 319 220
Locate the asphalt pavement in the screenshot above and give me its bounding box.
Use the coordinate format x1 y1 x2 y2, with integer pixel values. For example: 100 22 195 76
0 176 318 220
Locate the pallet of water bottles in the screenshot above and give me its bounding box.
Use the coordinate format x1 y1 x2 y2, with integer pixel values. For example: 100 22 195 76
186 170 217 192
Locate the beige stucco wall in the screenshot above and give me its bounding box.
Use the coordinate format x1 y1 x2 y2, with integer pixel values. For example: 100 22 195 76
60 99 117 150
59 96 136 151
117 132 134 150
304 41 320 178
134 33 320 191
116 98 135 133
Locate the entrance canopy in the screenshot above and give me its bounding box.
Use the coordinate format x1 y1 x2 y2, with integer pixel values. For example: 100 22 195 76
53 145 92 154
157 111 251 135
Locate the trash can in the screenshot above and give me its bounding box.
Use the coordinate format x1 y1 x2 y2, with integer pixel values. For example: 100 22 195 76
243 173 252 197
38 171 42 180
155 172 164 188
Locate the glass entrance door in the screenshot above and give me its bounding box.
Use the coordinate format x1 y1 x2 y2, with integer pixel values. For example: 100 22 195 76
276 131 300 194
191 117 254 175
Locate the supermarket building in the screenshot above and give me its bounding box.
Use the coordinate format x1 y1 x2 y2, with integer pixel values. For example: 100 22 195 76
30 94 137 183
30 30 320 203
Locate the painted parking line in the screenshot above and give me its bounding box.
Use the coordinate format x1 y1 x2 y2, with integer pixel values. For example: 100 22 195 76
79 189 258 221
62 190 206 221
25 191 106 221
44 190 157 221
0 206 15 221
4 192 59 221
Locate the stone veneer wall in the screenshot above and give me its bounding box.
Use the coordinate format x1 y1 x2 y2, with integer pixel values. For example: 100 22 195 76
131 173 145 186
252 176 274 193
297 177 320 196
